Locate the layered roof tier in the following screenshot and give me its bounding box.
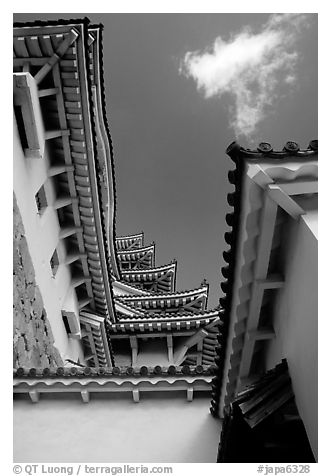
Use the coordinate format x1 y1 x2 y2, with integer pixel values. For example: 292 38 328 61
112 231 219 367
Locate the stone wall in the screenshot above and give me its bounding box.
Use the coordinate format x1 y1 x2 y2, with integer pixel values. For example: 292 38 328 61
13 194 63 368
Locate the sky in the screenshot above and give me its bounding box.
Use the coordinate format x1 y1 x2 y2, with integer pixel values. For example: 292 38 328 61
13 12 318 308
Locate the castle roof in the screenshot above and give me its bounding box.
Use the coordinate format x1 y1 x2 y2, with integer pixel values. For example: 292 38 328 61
13 19 119 320
115 232 144 251
121 261 177 293
210 140 318 418
115 282 209 314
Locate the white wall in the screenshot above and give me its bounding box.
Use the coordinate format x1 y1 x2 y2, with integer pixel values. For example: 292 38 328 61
13 394 220 463
265 213 318 459
13 119 83 363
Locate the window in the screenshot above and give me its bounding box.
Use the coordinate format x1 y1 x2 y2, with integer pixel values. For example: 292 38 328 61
61 311 80 337
50 248 59 277
35 185 47 215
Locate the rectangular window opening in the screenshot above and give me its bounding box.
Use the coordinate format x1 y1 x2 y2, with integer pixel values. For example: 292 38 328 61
50 248 59 277
35 185 47 215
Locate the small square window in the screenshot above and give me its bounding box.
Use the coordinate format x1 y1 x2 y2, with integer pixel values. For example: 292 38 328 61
50 249 59 276
35 185 47 215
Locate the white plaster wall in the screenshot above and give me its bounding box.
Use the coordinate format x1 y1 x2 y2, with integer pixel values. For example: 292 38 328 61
13 120 83 362
265 213 318 459
13 394 220 463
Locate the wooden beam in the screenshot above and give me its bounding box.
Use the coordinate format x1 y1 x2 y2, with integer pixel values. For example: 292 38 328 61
78 297 92 310
54 196 74 210
34 28 79 85
59 226 83 240
275 180 318 196
14 57 49 67
130 336 138 366
197 340 203 365
22 62 30 73
167 334 173 364
48 164 75 177
132 389 140 403
238 194 278 379
29 390 39 403
187 387 194 402
267 184 306 219
256 274 284 289
38 87 59 98
248 327 276 341
45 129 70 140
81 390 90 403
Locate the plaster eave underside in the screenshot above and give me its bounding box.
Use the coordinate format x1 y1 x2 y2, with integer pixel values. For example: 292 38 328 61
219 170 269 412
247 160 318 187
218 158 318 413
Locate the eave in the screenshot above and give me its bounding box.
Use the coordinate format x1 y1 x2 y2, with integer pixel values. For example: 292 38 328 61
210 140 318 418
115 232 144 251
117 243 156 269
13 365 214 403
13 20 116 321
115 283 209 314
121 261 177 293
110 308 220 327
87 25 120 280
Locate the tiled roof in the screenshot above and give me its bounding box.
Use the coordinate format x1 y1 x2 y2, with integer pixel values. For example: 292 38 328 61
115 282 209 315
121 261 177 293
210 139 318 418
115 308 221 322
14 364 216 379
88 24 121 280
115 232 144 251
13 18 118 320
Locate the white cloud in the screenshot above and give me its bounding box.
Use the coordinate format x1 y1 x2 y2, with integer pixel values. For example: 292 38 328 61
180 14 309 139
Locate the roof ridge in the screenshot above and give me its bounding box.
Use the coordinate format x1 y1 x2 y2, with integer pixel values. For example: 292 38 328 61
226 140 318 161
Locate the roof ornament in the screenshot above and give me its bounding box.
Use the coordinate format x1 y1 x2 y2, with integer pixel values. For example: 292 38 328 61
308 140 318 151
257 142 273 154
226 141 242 159
284 141 300 153
201 278 208 287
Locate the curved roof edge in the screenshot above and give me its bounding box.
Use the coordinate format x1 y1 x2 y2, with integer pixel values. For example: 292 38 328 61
226 140 318 161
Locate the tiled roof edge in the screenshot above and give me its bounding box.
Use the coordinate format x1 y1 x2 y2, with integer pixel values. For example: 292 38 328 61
115 282 209 300
117 243 155 255
14 364 217 379
121 261 177 275
116 231 145 241
92 24 121 278
82 20 117 341
210 138 317 418
114 308 222 322
13 17 91 28
229 140 318 160
210 141 245 418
